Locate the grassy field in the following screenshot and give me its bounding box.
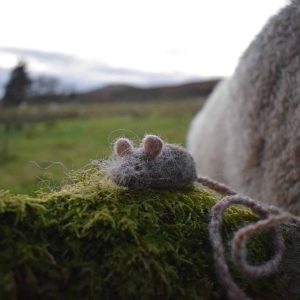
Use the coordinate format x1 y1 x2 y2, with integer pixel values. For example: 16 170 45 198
0 98 203 194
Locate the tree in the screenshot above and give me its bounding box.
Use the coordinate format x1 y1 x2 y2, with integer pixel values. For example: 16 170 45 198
2 61 31 106
29 75 62 98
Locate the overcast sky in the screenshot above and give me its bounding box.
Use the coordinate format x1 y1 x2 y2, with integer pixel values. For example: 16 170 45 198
0 0 288 93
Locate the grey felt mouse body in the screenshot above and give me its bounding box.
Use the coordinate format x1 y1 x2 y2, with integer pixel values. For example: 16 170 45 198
105 135 197 189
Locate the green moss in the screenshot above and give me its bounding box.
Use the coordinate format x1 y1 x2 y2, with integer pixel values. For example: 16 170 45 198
0 168 298 299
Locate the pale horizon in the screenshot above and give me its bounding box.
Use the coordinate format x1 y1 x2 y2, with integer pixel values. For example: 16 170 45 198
0 0 288 95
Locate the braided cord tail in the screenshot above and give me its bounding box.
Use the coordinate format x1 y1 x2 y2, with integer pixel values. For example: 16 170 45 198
196 176 300 299
208 196 251 300
208 194 295 300
232 210 300 278
196 176 237 196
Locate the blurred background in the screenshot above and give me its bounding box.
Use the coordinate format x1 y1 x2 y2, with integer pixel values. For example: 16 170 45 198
0 0 287 194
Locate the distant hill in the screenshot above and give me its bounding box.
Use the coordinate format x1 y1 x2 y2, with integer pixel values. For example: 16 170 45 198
18 78 222 104
77 79 221 103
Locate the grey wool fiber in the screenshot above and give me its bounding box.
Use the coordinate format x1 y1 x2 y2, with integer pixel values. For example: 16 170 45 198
104 135 197 189
187 0 300 214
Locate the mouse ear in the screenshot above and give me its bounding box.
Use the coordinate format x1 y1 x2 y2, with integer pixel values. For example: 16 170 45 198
143 135 163 159
114 138 134 156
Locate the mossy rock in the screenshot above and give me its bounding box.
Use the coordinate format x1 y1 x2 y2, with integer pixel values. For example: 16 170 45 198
0 167 299 300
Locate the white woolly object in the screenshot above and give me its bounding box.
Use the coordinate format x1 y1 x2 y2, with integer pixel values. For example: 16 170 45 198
187 0 300 214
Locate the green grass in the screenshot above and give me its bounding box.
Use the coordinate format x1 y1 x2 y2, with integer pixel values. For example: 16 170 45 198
0 98 202 194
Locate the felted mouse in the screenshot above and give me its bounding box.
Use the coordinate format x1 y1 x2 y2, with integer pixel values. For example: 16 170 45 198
104 134 197 189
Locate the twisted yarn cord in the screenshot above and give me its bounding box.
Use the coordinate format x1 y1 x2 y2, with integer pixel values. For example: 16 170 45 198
208 195 251 300
197 176 300 300
196 176 237 196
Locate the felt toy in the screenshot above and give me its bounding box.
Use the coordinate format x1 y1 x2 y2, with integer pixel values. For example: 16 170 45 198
104 134 197 189
105 134 300 300
187 0 300 214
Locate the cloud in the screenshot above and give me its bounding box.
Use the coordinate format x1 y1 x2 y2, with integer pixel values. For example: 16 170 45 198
0 47 78 65
0 47 203 96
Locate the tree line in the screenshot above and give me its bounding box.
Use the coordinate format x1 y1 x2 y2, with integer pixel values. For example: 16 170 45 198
1 61 76 106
